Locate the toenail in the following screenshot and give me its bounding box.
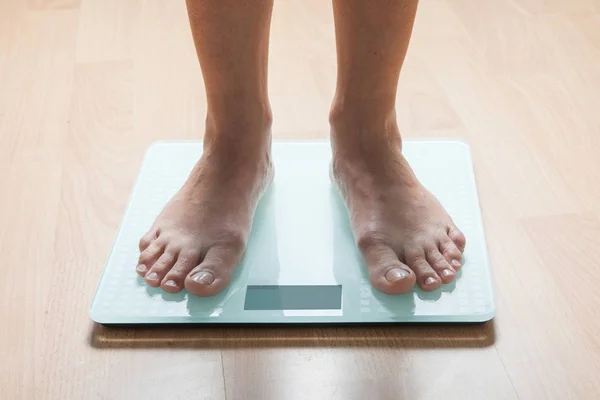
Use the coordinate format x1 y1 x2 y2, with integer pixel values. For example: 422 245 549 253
146 272 158 281
193 271 215 285
136 264 147 273
165 280 177 287
452 260 462 268
385 268 408 282
442 269 453 277
425 277 437 285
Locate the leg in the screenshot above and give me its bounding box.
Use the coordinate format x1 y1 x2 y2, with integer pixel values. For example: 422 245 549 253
136 0 274 296
330 0 466 294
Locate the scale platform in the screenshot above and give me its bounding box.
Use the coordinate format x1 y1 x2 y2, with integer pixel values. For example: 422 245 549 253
90 140 495 325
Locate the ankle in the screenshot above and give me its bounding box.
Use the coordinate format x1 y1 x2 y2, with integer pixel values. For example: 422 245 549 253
204 129 271 162
329 92 396 124
204 101 272 149
206 98 273 134
329 102 401 154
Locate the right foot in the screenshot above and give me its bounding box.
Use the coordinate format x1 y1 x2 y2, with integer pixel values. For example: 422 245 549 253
136 116 272 296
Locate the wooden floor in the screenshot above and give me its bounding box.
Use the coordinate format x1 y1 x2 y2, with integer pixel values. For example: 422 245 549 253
2 0 600 398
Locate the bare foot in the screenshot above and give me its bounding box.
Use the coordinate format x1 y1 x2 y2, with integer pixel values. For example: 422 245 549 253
330 112 466 294
136 115 273 296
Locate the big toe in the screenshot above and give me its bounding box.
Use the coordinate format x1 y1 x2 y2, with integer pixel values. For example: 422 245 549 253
185 244 242 297
376 263 417 294
359 240 416 295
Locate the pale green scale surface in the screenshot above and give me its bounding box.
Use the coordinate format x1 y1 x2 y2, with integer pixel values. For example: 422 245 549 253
90 140 495 325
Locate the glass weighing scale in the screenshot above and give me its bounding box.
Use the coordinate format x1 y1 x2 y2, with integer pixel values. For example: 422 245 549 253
90 140 495 325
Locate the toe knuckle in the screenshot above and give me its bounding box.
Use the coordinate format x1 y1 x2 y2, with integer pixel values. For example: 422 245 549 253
157 252 175 266
448 224 466 239
413 255 428 266
428 251 444 264
440 241 457 254
454 230 466 240
403 246 423 262
139 229 158 246
451 232 466 245
138 252 152 263
446 251 461 260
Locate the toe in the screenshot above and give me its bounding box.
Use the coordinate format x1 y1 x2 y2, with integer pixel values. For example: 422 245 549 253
185 243 244 297
426 248 456 284
144 247 178 287
139 228 159 251
405 250 441 291
359 241 416 294
161 249 201 293
448 225 466 252
136 241 164 277
439 236 463 270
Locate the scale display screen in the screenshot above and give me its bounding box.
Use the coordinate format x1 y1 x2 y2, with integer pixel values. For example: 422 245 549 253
244 285 343 310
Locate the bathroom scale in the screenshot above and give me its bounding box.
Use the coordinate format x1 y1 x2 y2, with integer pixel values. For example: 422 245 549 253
90 140 495 325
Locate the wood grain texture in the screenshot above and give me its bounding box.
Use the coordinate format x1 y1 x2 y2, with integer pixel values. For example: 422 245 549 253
1 0 599 399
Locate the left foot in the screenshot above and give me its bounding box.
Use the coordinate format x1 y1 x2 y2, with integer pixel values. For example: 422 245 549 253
330 111 466 294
